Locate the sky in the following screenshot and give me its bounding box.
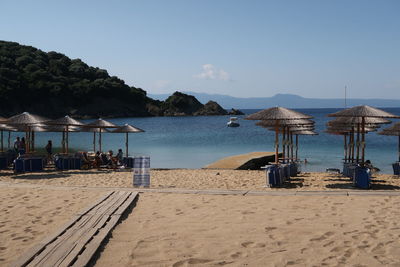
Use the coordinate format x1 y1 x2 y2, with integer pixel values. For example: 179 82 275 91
1 0 399 99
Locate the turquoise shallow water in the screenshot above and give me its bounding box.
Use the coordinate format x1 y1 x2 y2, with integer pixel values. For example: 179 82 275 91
7 108 400 174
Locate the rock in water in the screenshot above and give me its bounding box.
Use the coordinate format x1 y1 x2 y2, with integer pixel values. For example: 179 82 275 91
194 101 228 116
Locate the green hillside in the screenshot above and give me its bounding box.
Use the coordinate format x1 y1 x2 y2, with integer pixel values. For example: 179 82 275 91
0 41 230 118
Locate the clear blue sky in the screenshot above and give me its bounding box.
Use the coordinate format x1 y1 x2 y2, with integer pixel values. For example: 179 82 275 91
1 0 399 98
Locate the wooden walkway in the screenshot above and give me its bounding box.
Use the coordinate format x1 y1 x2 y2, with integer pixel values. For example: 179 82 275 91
12 191 138 267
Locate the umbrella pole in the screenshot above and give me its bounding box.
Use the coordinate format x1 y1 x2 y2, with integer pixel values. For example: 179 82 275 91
99 128 102 153
93 132 96 152
8 131 11 149
361 117 366 164
274 121 279 164
282 126 286 164
290 132 294 163
31 131 35 152
356 123 360 163
126 132 129 157
344 134 347 163
26 129 30 153
351 129 355 163
66 125 69 154
286 127 290 163
62 131 65 154
296 134 299 161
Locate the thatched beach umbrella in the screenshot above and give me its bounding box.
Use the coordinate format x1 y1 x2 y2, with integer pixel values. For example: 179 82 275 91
326 116 387 163
111 124 145 157
256 119 315 162
84 118 118 152
328 105 400 164
378 122 400 162
46 116 84 153
247 107 313 163
326 125 378 163
6 112 49 153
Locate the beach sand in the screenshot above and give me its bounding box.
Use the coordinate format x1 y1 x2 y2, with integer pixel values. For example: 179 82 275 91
95 193 400 266
1 169 400 266
0 169 399 191
0 187 105 266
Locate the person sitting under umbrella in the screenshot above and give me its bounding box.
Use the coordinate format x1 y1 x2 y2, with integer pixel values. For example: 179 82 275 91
115 149 123 165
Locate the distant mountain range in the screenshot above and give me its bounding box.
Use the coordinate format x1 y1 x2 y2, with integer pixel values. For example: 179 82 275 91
148 92 400 109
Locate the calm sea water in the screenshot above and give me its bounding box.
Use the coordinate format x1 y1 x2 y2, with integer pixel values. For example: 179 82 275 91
7 108 400 174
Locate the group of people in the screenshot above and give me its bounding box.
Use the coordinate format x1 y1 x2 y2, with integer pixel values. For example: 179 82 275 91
14 136 125 169
81 149 124 169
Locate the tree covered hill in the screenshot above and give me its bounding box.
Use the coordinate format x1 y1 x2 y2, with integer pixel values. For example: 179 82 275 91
0 41 232 118
0 40 153 118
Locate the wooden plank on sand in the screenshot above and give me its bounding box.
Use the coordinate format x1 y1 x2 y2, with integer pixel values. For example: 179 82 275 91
11 191 138 267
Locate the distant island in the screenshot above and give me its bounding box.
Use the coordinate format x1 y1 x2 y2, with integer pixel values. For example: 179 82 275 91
149 92 400 109
0 41 238 118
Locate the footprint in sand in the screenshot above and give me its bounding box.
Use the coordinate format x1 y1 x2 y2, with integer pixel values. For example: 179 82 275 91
230 252 242 259
264 227 277 232
310 231 334 242
241 211 255 215
241 241 254 248
172 258 212 267
323 241 335 247
12 236 25 240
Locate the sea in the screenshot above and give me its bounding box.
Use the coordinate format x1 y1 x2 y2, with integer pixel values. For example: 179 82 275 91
7 108 400 174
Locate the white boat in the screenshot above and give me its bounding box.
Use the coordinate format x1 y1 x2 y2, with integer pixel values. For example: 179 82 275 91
227 117 240 127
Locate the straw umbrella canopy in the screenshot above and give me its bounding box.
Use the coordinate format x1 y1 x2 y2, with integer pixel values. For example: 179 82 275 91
111 124 145 157
328 105 400 164
247 107 313 163
378 122 400 162
5 112 49 153
84 119 118 152
46 116 84 154
327 116 391 126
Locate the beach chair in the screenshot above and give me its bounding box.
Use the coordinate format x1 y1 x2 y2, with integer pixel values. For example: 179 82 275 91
262 164 281 187
354 165 371 189
392 162 400 175
0 156 7 170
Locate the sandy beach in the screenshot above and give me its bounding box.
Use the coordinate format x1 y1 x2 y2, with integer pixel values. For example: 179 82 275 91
1 169 400 266
95 193 400 266
0 186 105 266
0 169 399 191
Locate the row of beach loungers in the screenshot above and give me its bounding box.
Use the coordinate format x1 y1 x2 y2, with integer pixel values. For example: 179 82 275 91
0 150 138 173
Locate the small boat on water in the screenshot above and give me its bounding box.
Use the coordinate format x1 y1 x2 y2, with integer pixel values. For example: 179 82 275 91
227 117 240 127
